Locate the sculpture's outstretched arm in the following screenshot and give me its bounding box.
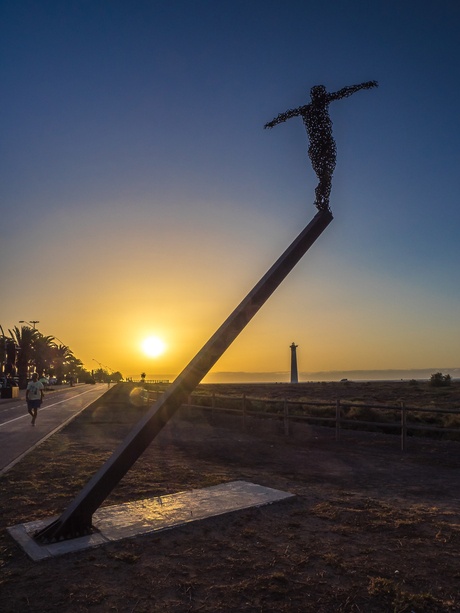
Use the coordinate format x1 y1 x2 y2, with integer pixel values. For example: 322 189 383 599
264 105 308 129
328 80 378 102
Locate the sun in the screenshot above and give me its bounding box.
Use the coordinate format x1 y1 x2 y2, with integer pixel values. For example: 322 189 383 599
142 336 166 357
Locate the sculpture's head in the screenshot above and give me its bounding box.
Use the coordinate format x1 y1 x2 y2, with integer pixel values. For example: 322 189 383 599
310 85 327 100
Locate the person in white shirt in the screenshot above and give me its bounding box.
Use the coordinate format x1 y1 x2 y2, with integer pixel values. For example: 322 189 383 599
26 373 44 426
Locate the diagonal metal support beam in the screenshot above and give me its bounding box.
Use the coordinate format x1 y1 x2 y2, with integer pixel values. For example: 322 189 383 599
34 208 333 542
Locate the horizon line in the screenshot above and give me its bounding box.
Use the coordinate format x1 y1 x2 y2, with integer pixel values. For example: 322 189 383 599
124 367 460 382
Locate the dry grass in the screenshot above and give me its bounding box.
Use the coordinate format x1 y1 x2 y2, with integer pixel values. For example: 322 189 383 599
196 379 460 409
0 383 459 612
194 380 460 440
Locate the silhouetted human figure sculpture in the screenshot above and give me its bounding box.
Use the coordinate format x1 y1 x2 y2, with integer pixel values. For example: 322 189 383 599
264 81 378 211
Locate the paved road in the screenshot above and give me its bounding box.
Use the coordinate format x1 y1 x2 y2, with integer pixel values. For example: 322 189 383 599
0 384 109 474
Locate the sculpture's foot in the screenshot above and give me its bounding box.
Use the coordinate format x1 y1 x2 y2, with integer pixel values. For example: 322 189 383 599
314 199 331 213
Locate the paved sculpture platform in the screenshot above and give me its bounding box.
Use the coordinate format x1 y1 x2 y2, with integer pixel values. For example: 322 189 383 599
8 481 294 561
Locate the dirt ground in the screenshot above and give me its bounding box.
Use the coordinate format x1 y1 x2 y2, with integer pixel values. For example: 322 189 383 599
0 382 459 612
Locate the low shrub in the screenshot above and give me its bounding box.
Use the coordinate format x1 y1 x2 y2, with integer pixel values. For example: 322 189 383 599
430 372 451 387
345 405 386 423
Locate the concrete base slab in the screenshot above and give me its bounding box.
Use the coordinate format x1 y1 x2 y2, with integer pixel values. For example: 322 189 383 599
8 481 294 561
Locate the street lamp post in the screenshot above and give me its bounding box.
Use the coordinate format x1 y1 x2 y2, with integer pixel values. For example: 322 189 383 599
53 336 67 347
92 359 104 382
19 320 39 330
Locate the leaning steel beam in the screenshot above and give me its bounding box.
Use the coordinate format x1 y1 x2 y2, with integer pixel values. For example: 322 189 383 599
35 208 333 542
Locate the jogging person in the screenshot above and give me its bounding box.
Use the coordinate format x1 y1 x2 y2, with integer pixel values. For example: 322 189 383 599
26 372 44 426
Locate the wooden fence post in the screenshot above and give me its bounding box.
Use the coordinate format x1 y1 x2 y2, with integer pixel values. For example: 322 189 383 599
242 394 246 431
284 398 289 436
401 401 406 451
212 393 215 422
336 398 341 441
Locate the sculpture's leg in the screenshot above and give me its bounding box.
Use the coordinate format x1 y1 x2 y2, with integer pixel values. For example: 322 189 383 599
34 208 333 543
314 187 325 210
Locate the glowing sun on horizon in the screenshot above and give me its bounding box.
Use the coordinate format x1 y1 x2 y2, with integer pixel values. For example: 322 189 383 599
142 336 166 358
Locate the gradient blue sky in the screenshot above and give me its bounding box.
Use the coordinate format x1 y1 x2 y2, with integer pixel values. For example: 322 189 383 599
1 0 460 380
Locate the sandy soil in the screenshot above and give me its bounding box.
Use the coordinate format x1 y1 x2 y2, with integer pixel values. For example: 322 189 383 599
0 383 459 612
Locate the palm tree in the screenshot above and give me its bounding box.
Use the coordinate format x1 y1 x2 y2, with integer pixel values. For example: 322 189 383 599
51 344 73 384
33 333 56 377
0 333 9 373
0 328 14 383
65 355 87 381
9 325 38 389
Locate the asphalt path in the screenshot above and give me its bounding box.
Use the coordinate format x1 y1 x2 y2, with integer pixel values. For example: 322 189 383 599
0 384 109 474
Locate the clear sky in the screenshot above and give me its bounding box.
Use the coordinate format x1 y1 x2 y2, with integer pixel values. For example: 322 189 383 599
1 0 460 381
